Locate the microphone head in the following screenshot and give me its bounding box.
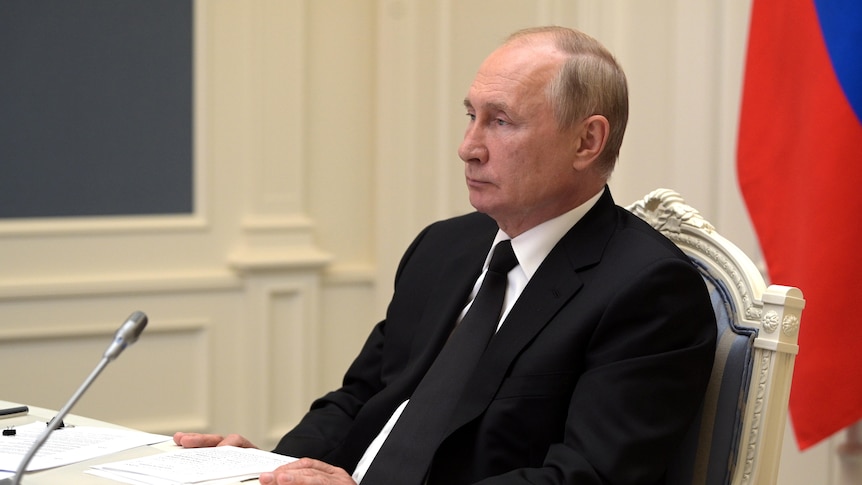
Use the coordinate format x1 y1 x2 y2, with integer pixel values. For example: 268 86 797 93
123 311 148 345
103 311 148 360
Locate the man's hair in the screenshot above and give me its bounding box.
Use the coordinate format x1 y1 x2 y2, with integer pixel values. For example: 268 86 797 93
506 26 629 178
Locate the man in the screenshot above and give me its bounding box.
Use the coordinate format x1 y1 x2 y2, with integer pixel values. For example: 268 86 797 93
174 26 716 484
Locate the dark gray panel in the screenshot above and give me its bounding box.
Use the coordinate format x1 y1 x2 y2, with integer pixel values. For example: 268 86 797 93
0 0 193 218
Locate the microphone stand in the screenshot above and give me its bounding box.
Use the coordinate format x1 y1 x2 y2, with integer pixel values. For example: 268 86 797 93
0 311 147 485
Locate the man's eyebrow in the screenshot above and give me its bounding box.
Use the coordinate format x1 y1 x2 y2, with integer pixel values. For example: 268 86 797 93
462 98 511 113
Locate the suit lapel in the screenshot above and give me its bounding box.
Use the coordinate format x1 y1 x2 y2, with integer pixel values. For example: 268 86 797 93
445 189 620 434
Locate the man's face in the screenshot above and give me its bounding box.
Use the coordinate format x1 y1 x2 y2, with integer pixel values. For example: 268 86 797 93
458 41 586 237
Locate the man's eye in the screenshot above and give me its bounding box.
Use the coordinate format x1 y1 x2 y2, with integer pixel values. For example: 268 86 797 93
495 118 508 126
466 113 476 121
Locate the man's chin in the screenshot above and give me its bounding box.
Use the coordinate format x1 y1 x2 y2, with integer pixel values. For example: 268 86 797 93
467 197 498 218
467 194 488 212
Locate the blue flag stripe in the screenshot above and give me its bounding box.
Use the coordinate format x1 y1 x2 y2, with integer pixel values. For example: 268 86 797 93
814 0 862 122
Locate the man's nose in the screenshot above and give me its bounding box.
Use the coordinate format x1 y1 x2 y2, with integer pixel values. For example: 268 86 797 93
458 125 487 163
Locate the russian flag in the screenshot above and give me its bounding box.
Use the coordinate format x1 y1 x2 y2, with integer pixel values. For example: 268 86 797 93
738 0 862 449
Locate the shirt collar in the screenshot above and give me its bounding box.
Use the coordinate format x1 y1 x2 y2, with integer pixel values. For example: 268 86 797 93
489 187 604 280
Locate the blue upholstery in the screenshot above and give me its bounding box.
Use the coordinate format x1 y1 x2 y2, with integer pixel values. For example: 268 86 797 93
665 261 757 485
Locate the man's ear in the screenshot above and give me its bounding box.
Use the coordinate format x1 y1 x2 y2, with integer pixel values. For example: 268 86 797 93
572 115 610 171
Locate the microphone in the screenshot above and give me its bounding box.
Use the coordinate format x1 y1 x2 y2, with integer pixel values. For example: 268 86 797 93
103 311 148 361
0 311 148 485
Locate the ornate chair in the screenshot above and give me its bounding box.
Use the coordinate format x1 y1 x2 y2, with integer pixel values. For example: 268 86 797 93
626 189 805 485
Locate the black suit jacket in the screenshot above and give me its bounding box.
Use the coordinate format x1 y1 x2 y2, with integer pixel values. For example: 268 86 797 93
274 189 717 485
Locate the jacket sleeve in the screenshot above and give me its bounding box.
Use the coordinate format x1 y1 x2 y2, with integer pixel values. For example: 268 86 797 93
271 318 387 460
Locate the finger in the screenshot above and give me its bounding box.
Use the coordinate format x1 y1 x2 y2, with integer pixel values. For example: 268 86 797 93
215 433 257 449
266 458 355 484
277 457 332 472
172 432 225 448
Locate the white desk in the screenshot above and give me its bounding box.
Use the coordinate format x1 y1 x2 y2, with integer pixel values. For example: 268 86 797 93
0 400 260 485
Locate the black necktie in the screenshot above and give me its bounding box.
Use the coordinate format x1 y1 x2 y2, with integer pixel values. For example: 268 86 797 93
361 239 519 484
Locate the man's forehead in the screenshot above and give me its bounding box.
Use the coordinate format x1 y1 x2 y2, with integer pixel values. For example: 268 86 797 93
471 44 562 90
486 39 567 71
464 64 557 113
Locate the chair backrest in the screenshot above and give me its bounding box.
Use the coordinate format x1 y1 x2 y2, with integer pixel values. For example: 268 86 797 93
626 189 805 485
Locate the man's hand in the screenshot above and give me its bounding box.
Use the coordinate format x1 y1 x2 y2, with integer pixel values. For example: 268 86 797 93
172 432 258 449
259 458 356 485
172 435 354 483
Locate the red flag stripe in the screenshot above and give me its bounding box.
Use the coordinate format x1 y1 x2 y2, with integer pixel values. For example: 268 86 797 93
738 0 862 449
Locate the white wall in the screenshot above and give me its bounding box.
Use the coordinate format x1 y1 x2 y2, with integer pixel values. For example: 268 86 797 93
0 1 846 483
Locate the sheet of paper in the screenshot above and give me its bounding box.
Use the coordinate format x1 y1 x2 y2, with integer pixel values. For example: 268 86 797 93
0 422 170 472
88 446 298 485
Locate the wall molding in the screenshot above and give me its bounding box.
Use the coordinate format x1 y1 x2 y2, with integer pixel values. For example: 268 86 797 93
228 248 332 272
0 271 241 301
0 214 210 237
0 317 210 342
